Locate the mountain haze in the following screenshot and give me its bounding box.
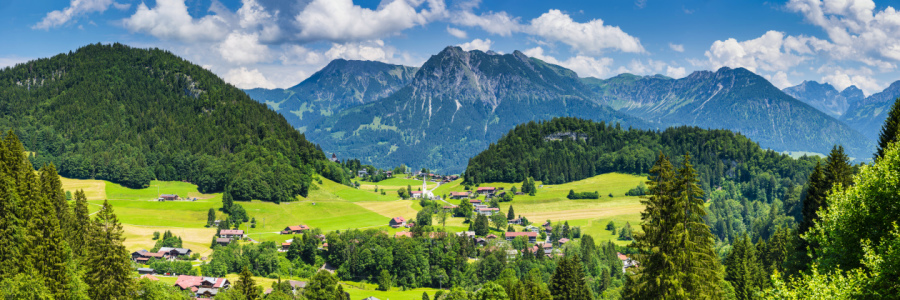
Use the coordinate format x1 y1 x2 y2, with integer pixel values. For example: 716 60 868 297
782 81 864 118
244 59 418 132
306 46 648 173
582 68 873 159
841 80 900 140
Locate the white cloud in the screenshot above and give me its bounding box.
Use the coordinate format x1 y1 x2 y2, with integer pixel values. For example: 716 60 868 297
325 40 390 62
446 26 468 38
218 32 271 64
528 9 645 55
764 71 794 89
293 0 446 43
33 0 130 29
704 31 808 73
666 66 687 78
523 47 615 78
669 43 685 52
458 39 493 51
223 67 276 89
821 69 882 94
452 10 523 36
280 45 325 66
616 59 668 75
0 56 31 69
123 0 228 42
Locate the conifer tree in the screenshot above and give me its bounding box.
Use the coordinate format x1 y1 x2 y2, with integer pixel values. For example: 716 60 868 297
507 206 515 220
674 154 722 299
824 145 853 192
207 208 216 227
724 235 766 300
875 97 900 160
235 266 258 300
72 190 91 258
549 254 592 300
86 200 133 299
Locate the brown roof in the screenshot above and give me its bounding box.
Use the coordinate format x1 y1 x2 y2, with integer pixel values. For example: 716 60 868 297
476 187 496 191
450 192 469 196
285 225 310 231
219 229 244 235
505 232 538 238
391 217 405 223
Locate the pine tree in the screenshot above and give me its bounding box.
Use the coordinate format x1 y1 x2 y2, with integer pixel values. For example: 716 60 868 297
824 145 853 192
549 254 593 300
674 154 722 299
422 291 430 300
724 235 766 300
223 189 234 213
474 214 490 236
72 190 91 258
875 97 900 160
235 266 258 300
507 206 515 220
207 208 216 227
85 200 134 299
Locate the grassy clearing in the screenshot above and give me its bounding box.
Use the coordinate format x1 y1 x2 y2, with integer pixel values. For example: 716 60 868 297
121 224 217 257
241 200 390 243
359 177 439 191
88 198 222 228
354 200 421 219
106 180 212 200
60 177 107 200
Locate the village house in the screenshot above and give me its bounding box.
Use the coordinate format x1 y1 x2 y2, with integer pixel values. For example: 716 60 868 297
509 218 523 225
174 275 230 297
358 170 368 177
384 171 393 177
395 231 413 238
137 268 155 275
559 238 570 245
410 191 424 198
281 242 291 252
219 229 244 239
450 192 470 199
389 217 406 228
281 225 310 235
505 232 538 243
618 253 638 273
457 231 476 239
476 207 500 216
476 187 496 196
525 225 540 233
441 205 458 211
215 238 232 247
158 194 179 201
469 199 483 205
130 249 169 263
158 247 192 259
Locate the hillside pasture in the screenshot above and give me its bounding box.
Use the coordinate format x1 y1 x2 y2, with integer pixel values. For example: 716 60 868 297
60 177 107 200
121 224 217 257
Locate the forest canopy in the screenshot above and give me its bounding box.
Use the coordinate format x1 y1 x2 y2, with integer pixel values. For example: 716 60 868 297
0 43 346 202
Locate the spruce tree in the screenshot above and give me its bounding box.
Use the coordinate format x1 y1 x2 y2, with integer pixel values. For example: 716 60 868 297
724 235 766 300
549 254 593 300
875 97 900 160
207 208 216 227
674 154 722 299
824 145 853 192
507 206 515 220
86 200 134 299
72 190 91 259
235 266 258 300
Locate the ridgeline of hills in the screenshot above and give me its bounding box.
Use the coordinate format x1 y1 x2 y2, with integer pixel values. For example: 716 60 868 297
0 43 340 203
782 81 864 118
304 47 647 172
840 81 900 141
244 59 418 133
248 47 882 172
582 68 872 159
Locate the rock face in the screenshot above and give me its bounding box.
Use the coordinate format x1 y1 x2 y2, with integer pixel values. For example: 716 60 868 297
782 81 864 118
841 81 900 141
306 47 646 173
582 67 873 159
244 59 418 132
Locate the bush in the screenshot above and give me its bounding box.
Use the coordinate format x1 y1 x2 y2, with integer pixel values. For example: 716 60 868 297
625 182 648 196
567 190 600 199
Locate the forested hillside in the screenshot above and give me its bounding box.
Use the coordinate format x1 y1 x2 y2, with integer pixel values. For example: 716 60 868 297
582 67 873 159
244 59 418 133
0 43 341 202
307 47 647 173
464 117 820 242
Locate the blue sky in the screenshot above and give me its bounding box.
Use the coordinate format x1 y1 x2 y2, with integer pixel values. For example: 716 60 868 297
3 0 900 95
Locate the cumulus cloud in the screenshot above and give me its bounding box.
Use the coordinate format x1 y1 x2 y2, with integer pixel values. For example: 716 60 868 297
523 47 615 78
123 0 228 42
458 38 493 51
704 31 810 73
446 26 468 38
280 45 325 66
33 0 129 29
452 10 523 36
218 32 271 64
0 56 31 69
669 43 685 52
666 66 687 78
223 67 276 89
293 0 446 43
764 71 794 89
821 68 882 94
325 40 391 62
527 10 645 55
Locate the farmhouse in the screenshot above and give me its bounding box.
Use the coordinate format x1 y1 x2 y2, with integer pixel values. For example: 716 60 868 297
476 207 500 216
281 225 310 234
219 229 244 239
137 268 155 275
281 242 291 252
509 218 523 225
476 187 496 195
442 205 458 211
469 199 482 205
504 232 538 243
618 253 638 273
174 275 230 295
215 238 232 246
158 247 192 259
358 170 368 177
410 191 423 198
384 171 393 177
389 217 406 228
450 192 469 199
158 194 179 201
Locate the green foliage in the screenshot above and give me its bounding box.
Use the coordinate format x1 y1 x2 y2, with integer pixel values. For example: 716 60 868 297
725 235 768 300
521 177 537 196
875 97 900 160
305 270 343 300
625 182 647 196
490 212 508 230
134 278 192 300
474 214 490 236
207 208 216 227
474 282 510 300
5 43 329 201
549 255 593 300
626 153 723 299
606 221 616 233
86 200 133 299
617 222 633 241
566 190 599 199
378 269 392 291
235 266 258 300
507 206 515 220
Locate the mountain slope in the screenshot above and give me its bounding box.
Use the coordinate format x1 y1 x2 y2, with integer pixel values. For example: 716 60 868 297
244 59 418 132
841 81 900 140
306 47 648 173
782 81 863 117
582 67 873 159
0 43 331 202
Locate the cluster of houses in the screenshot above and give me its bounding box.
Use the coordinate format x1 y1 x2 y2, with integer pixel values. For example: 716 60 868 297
174 275 230 298
357 169 394 178
131 247 193 264
213 229 245 247
389 216 415 228
157 194 199 201
412 172 459 183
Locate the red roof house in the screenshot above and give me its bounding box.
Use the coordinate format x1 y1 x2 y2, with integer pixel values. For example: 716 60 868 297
390 217 406 228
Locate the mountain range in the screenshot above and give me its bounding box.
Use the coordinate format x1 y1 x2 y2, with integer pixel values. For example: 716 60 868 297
247 47 888 172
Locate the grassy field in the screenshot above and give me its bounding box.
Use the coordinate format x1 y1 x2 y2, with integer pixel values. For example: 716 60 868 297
61 172 649 297
358 177 439 192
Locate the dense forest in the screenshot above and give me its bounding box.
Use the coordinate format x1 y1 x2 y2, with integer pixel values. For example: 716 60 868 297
0 43 348 203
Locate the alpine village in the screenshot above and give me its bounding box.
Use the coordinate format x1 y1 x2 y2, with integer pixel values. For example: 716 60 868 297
3 1 900 299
